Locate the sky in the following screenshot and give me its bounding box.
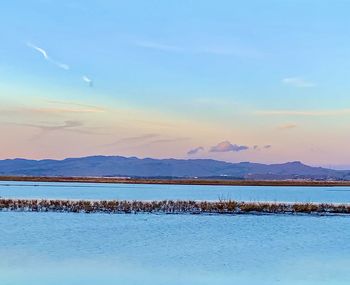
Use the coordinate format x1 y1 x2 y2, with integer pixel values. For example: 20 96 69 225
1 0 350 168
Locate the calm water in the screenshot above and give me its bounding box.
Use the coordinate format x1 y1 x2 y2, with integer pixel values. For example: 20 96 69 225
1 181 350 203
1 181 350 284
1 212 350 285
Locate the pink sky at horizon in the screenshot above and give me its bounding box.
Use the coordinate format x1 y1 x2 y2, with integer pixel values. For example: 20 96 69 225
2 1 350 168
1 89 349 168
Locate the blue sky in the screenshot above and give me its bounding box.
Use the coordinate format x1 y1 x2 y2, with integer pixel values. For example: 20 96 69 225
1 0 350 167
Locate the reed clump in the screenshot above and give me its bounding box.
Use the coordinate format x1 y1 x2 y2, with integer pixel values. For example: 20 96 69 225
0 199 349 216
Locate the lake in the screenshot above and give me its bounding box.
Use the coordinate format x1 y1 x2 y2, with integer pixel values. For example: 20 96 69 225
1 212 350 285
1 181 350 203
1 181 350 285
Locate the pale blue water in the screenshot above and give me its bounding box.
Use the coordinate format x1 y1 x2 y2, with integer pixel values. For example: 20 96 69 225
1 212 350 285
0 181 350 203
1 181 350 284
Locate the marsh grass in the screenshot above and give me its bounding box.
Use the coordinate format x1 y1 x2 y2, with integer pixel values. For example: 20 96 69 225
1 199 350 215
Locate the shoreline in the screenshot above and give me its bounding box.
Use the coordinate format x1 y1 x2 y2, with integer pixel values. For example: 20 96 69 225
1 176 350 187
1 198 350 216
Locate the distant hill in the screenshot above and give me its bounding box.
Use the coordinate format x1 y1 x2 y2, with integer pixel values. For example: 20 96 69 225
0 156 349 180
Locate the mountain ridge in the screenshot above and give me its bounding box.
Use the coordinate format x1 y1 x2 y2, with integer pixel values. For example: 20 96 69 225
0 155 349 180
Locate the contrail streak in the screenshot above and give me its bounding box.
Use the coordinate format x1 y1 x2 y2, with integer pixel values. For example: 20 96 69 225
82 75 93 87
26 42 70 70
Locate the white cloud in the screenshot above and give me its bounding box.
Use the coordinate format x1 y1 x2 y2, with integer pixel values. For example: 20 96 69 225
27 42 95 87
282 77 315 88
210 141 249 153
27 42 49 59
54 62 70 70
27 42 70 70
82 75 93 87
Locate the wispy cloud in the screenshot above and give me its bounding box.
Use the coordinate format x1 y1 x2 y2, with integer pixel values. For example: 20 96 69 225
282 77 315 88
0 105 106 118
253 144 272 151
149 137 189 144
210 141 249 153
135 41 184 52
102 134 159 148
256 109 350 116
30 107 104 114
82 75 93 87
135 40 261 58
199 45 262 58
187 146 204 155
121 134 159 143
32 120 83 132
0 100 106 117
54 62 70 70
45 100 106 112
27 42 70 70
9 120 98 140
26 42 97 87
27 42 49 59
278 123 297 130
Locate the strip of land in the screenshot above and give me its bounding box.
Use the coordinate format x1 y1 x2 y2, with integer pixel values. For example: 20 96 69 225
1 198 350 215
1 176 350 186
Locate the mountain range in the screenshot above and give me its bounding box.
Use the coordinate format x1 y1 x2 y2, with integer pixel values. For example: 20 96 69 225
0 155 349 180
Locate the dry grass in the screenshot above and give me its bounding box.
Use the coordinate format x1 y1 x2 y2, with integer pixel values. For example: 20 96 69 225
1 199 350 215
